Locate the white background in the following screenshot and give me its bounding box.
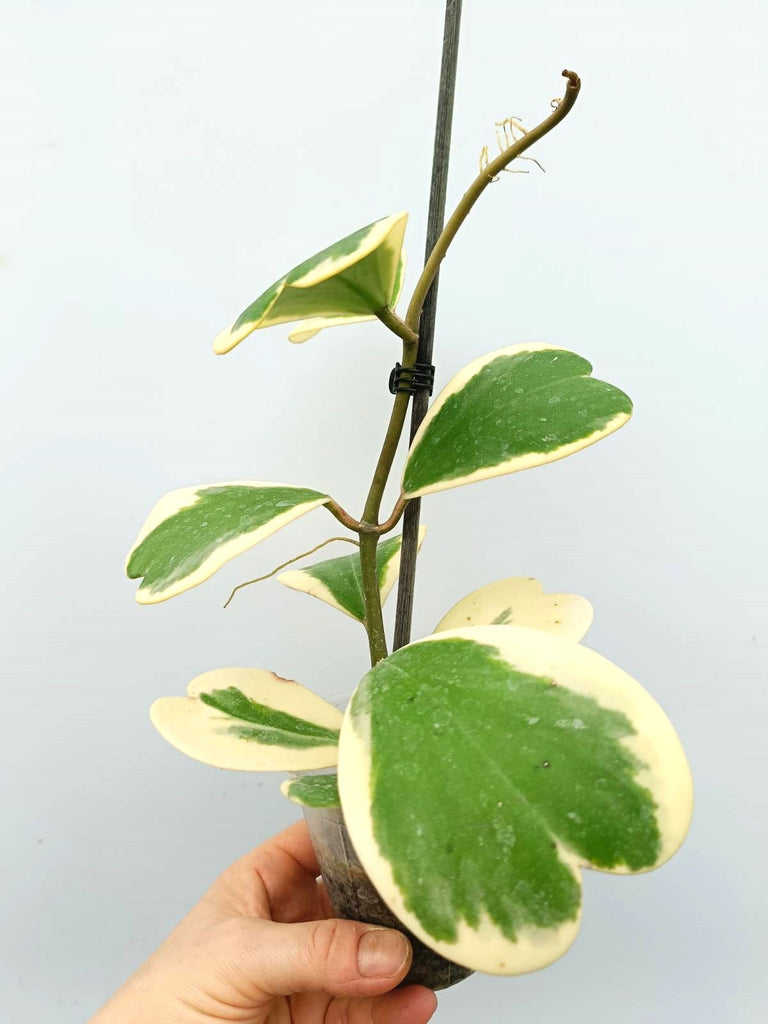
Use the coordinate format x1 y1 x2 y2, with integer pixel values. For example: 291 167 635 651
2 1 766 1020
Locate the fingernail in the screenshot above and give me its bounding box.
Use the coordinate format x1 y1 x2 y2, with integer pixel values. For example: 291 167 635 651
357 928 410 977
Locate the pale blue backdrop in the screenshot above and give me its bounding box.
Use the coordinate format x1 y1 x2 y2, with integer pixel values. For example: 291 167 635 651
2 1 766 1020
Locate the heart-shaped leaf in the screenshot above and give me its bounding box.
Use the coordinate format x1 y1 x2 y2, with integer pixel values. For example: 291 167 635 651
126 482 328 604
151 668 342 771
287 254 407 344
277 527 426 623
435 577 593 642
214 212 408 354
402 344 632 498
281 773 341 808
338 626 692 975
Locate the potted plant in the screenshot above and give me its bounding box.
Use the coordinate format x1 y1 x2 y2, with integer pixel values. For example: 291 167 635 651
126 68 693 991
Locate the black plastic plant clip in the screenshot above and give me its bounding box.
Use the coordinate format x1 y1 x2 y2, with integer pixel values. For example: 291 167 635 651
388 362 436 396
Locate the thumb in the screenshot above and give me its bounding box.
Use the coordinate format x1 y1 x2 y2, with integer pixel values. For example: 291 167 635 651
229 917 413 999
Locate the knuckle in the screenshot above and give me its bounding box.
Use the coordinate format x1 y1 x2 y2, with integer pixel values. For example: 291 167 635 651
307 918 346 963
306 918 358 985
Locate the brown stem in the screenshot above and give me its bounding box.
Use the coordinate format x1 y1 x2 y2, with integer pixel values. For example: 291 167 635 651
376 306 419 347
323 499 362 532
358 531 388 663
377 495 409 535
356 344 421 663
404 70 581 333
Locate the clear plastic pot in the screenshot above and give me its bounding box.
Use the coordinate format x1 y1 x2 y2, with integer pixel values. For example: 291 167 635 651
302 802 473 991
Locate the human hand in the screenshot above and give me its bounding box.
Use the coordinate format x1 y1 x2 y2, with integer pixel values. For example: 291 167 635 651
90 820 438 1024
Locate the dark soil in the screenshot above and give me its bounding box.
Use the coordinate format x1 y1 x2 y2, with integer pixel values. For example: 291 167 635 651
320 857 474 991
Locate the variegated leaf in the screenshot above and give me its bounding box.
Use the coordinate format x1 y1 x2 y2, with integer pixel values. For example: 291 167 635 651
151 668 342 771
278 527 427 623
287 254 407 344
126 482 328 604
281 773 341 808
402 344 632 498
436 577 593 642
215 212 408 354
338 625 693 975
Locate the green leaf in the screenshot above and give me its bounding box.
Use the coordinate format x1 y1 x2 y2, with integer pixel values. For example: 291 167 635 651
287 253 407 344
281 773 341 808
215 212 408 354
338 626 692 975
151 668 342 771
126 482 328 603
402 344 632 498
278 527 427 622
436 577 593 642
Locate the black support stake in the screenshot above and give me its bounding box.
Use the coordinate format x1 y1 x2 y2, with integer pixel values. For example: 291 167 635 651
393 0 462 651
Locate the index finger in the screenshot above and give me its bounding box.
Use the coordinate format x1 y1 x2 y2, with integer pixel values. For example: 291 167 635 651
259 818 322 878
212 819 327 923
